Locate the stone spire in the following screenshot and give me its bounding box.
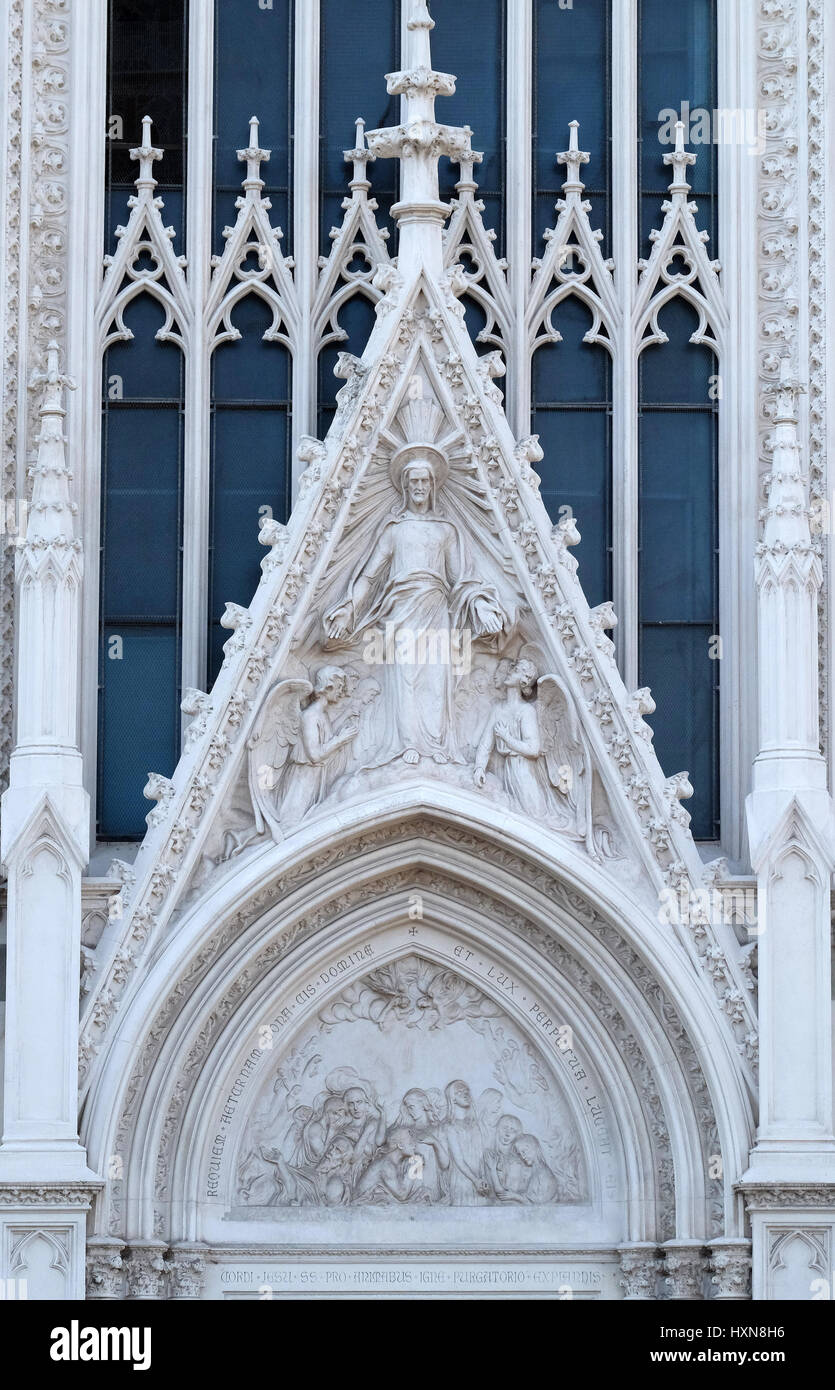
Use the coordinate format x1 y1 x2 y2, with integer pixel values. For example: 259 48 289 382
743 354 835 1219
752 355 822 792
0 342 94 1202
366 0 473 276
11 342 83 763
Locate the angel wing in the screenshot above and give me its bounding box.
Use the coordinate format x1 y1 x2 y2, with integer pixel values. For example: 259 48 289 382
536 674 594 853
247 678 312 835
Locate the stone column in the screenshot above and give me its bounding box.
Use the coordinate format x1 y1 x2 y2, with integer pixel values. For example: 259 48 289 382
742 359 835 1298
0 346 100 1298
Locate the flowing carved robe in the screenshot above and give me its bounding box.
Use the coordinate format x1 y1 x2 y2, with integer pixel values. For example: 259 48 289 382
325 512 508 766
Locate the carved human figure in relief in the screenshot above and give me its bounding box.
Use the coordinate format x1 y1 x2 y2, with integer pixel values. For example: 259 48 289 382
248 665 370 838
342 1085 387 1175
442 1079 490 1203
323 447 513 767
392 1087 450 1202
354 1127 433 1205
512 1133 561 1204
486 1112 526 1200
473 658 594 848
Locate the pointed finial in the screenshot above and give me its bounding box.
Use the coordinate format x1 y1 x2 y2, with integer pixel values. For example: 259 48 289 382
366 0 470 273
453 148 483 198
663 120 697 194
29 338 75 407
130 115 163 192
237 115 271 193
345 116 374 195
24 341 77 547
557 121 590 196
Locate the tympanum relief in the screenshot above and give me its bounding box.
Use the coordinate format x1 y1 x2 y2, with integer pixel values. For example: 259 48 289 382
233 955 585 1212
202 378 622 871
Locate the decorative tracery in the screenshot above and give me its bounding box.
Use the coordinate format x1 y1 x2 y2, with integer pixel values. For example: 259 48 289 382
93 0 728 845
634 121 727 356
97 118 189 355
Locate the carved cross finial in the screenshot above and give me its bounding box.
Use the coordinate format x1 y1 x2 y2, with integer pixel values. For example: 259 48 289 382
345 116 374 195
237 115 271 193
663 120 696 195
129 115 163 192
557 121 590 196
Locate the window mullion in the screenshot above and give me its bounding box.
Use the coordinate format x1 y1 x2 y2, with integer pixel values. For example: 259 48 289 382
507 0 533 439
181 2 215 706
291 0 320 495
717 0 757 859
612 0 639 689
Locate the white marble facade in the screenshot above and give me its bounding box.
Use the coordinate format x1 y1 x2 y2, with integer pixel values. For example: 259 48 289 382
0 0 834 1302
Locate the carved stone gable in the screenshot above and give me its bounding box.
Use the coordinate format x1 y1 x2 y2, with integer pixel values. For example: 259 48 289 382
81 257 754 1092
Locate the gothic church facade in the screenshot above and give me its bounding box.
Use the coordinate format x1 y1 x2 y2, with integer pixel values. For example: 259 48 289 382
0 0 833 1301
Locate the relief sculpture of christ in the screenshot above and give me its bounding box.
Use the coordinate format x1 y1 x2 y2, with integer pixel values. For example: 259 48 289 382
323 445 513 768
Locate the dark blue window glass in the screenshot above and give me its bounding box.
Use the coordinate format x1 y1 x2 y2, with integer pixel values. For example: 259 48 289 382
214 0 292 252
317 0 401 433
319 0 400 255
638 302 719 839
98 296 184 839
100 2 187 839
638 0 716 257
210 0 293 686
106 0 187 254
638 0 719 838
209 296 291 683
432 0 506 247
531 305 612 611
534 0 610 254
531 2 612 611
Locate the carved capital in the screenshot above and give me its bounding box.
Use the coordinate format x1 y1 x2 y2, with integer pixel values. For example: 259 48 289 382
617 1243 659 1299
85 1238 124 1300
167 1244 208 1300
707 1239 751 1301
124 1240 168 1300
662 1241 705 1300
